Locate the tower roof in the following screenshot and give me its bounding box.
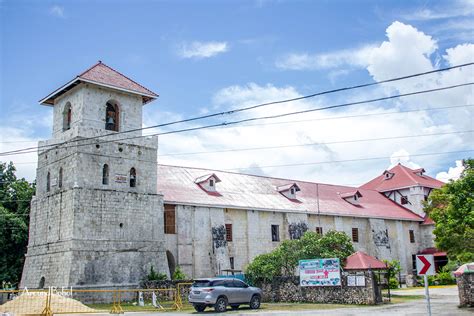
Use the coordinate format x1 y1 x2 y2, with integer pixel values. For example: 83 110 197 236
360 163 444 192
40 61 158 105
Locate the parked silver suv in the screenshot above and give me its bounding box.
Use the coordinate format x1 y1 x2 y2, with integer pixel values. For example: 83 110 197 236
188 278 262 312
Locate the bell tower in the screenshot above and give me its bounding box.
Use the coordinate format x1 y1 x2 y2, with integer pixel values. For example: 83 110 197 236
21 62 168 288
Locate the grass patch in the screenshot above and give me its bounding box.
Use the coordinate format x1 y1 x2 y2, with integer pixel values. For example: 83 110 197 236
388 294 425 304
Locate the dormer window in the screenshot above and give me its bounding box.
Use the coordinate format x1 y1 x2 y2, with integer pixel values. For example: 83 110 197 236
195 173 221 192
341 191 363 206
277 183 300 200
383 170 394 180
413 168 426 176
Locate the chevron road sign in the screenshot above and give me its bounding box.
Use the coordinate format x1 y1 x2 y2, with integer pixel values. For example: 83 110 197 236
416 254 435 276
416 254 435 316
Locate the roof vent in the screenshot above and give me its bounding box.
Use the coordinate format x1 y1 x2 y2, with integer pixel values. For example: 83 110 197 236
340 190 363 206
195 173 221 192
277 183 301 200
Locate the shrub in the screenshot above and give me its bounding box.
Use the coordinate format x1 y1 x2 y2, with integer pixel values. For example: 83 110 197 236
172 266 187 280
388 277 399 289
436 271 455 285
245 230 354 283
146 266 167 281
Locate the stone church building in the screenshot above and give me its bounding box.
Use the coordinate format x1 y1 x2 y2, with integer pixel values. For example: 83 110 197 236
20 62 445 289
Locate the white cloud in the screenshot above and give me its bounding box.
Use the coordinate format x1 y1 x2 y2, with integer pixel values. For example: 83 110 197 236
436 160 465 182
49 5 65 18
156 82 468 186
275 45 375 70
389 149 421 169
179 41 228 59
0 127 40 181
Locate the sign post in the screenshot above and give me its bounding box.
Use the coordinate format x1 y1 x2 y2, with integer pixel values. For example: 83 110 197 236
416 254 435 316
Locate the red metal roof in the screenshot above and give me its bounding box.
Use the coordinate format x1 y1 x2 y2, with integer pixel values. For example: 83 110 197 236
421 215 435 225
344 251 387 270
419 247 447 257
157 165 423 221
40 61 158 105
360 163 444 192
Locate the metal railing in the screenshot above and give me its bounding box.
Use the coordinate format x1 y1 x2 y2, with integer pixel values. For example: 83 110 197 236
0 285 191 315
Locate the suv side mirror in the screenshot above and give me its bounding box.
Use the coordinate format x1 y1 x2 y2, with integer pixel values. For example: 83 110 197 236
244 284 249 288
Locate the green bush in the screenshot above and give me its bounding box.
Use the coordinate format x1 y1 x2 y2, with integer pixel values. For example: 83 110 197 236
146 266 167 281
388 277 399 289
245 230 354 284
436 271 456 285
172 266 187 280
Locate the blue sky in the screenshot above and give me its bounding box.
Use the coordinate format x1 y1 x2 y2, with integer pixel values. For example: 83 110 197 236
1 0 473 184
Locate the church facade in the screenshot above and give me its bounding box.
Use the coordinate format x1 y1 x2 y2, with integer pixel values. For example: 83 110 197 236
21 62 443 289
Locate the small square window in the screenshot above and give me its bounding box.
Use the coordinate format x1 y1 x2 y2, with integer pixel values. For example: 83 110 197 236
315 227 323 235
271 225 280 242
352 228 359 243
401 196 409 205
209 179 214 187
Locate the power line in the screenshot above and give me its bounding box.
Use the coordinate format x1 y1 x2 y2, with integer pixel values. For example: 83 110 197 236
7 130 473 164
158 130 473 156
224 149 474 171
1 62 473 155
2 82 473 157
210 104 474 130
0 149 471 205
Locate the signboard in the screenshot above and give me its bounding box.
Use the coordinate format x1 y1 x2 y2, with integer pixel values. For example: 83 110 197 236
299 258 341 286
115 174 127 183
347 275 366 287
416 255 435 276
416 254 434 316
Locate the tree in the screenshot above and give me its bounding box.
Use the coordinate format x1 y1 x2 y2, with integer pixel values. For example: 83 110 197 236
0 162 35 285
424 158 474 263
245 230 354 284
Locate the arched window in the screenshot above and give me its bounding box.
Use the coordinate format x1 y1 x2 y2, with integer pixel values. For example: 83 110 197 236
105 101 119 132
39 276 45 289
63 102 72 131
46 172 51 192
102 164 109 185
58 167 63 188
130 167 136 187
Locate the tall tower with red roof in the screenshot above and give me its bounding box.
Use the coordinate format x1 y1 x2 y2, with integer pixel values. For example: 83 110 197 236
20 62 168 288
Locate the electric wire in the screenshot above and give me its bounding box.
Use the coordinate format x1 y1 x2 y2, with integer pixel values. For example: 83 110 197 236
1 82 472 157
1 62 472 155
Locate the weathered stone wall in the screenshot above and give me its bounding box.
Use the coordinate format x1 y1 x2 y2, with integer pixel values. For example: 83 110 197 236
165 205 424 279
457 273 474 307
21 188 168 288
259 273 379 305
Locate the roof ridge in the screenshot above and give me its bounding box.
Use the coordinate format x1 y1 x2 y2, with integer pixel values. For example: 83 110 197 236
157 163 358 188
398 164 420 185
97 61 158 96
77 60 102 78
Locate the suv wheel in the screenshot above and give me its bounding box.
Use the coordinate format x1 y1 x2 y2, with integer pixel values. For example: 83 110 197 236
193 304 206 312
214 296 227 312
250 295 261 309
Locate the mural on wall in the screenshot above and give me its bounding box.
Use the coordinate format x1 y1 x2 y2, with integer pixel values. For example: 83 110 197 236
289 222 308 240
372 230 390 249
212 225 227 249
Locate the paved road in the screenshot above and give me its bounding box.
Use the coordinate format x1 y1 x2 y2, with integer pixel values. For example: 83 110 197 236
162 286 472 315
70 286 473 315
